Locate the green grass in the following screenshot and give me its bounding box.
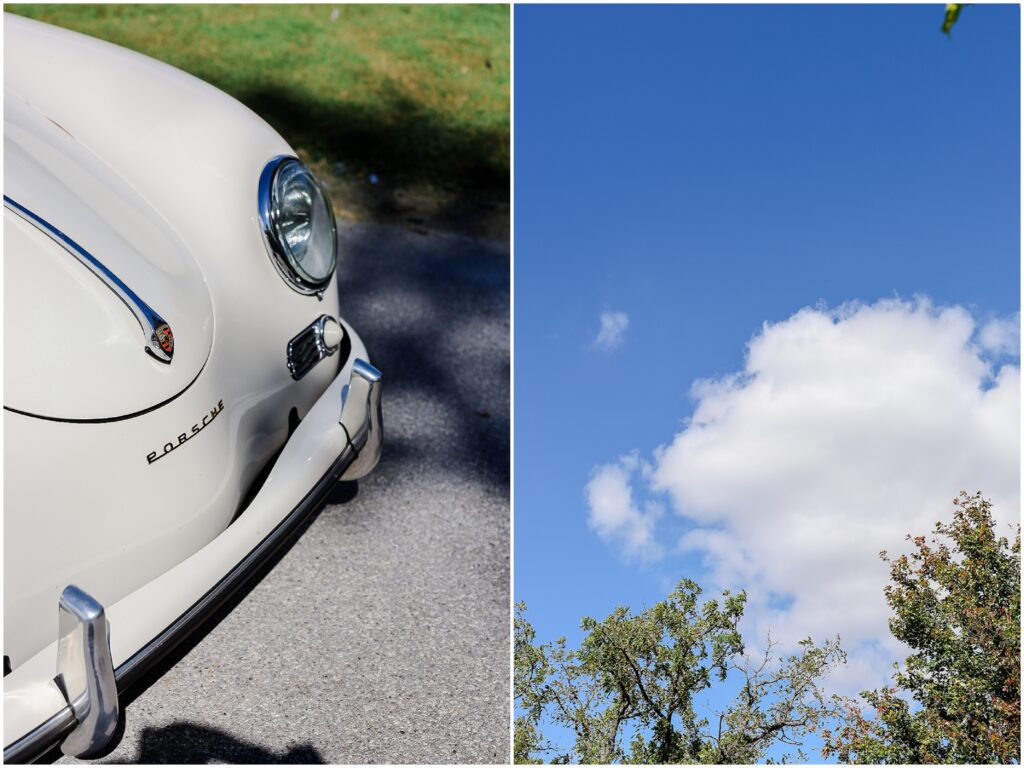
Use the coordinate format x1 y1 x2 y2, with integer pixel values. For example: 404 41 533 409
5 4 510 237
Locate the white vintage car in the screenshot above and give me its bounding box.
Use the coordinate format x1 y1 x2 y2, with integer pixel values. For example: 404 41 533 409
3 13 382 761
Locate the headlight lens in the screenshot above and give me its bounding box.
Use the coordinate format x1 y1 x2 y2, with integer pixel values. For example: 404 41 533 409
258 156 337 294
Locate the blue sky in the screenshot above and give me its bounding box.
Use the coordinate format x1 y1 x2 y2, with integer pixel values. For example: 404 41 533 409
514 3 1019 760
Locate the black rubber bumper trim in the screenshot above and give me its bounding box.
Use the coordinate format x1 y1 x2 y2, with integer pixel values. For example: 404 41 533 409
3 437 357 764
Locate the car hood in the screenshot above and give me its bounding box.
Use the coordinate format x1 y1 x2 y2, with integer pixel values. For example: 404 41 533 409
4 94 214 421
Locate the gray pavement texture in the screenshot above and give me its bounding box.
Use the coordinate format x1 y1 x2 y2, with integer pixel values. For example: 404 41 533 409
59 222 510 764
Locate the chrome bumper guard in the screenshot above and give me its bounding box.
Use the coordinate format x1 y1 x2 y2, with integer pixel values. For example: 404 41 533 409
55 587 118 758
339 359 383 480
8 359 382 762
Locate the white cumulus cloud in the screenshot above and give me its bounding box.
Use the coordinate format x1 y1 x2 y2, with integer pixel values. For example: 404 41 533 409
586 453 662 560
594 311 629 350
979 312 1020 357
588 298 1020 688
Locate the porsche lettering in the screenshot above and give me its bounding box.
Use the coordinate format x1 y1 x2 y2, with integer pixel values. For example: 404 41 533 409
146 399 224 464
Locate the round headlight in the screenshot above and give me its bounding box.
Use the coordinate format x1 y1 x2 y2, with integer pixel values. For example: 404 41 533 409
258 156 338 295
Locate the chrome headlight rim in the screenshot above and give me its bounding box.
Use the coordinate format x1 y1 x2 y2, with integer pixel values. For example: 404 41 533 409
258 155 338 296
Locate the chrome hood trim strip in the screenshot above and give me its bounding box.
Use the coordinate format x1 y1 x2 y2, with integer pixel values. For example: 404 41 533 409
3 195 174 363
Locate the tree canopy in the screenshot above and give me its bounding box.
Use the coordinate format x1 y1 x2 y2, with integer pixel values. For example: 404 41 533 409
515 581 845 764
824 492 1020 764
518 493 1020 764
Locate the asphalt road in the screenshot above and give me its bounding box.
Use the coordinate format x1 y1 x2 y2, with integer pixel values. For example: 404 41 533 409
59 221 510 764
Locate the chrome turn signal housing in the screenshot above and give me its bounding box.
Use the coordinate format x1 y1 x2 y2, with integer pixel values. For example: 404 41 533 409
286 315 349 380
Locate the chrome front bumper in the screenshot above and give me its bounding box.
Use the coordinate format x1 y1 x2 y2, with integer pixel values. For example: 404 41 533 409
4 356 382 763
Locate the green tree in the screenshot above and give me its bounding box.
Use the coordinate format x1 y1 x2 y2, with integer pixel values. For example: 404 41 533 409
823 492 1021 764
516 600 552 764
515 580 846 764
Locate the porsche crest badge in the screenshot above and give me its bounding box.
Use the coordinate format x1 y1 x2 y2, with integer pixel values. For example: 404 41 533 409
155 323 174 356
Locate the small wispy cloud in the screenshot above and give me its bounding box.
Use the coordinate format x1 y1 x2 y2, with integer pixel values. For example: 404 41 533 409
594 310 629 350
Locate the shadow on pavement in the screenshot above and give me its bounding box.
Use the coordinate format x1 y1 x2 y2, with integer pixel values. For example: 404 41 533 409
334 221 510 491
105 723 324 764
